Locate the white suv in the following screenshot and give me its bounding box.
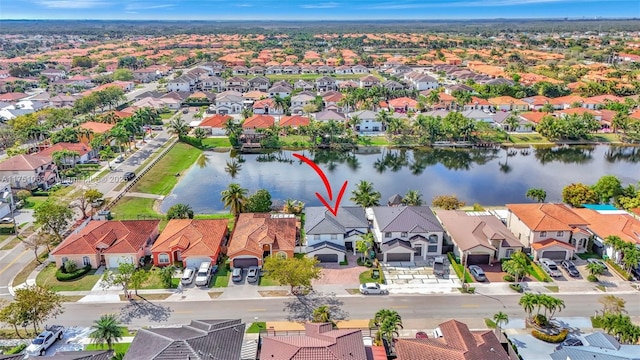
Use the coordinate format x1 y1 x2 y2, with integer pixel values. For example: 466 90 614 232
540 258 562 277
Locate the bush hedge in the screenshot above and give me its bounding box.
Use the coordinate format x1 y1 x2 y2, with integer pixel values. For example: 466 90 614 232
531 328 569 343
56 264 92 281
0 226 16 234
587 274 599 282
503 274 515 282
605 259 633 281
32 190 50 196
6 343 26 354
509 283 522 292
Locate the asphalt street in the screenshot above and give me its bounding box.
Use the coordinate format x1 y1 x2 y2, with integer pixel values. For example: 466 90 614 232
53 292 640 328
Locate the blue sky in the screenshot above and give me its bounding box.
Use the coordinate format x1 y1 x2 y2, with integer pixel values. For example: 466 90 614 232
2 0 637 20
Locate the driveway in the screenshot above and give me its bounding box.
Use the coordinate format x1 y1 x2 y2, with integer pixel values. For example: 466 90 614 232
382 261 460 294
313 254 361 286
476 263 537 283
42 326 91 355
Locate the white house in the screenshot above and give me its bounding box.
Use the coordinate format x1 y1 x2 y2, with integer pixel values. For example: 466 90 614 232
214 91 244 114
348 110 383 134
304 207 369 263
0 182 14 219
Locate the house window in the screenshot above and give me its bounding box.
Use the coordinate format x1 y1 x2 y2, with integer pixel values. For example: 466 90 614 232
556 231 564 237
276 252 287 260
61 257 68 264
401 232 408 238
385 232 392 238
540 231 547 237
314 235 320 241
82 256 91 266
331 234 337 240
427 245 438 253
158 253 170 264
505 249 514 258
414 246 422 256
428 235 438 244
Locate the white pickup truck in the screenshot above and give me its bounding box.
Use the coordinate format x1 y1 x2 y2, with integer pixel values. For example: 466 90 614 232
26 325 64 356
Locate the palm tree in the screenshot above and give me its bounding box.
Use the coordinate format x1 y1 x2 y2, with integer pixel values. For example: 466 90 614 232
374 309 403 344
356 233 375 261
493 311 509 330
220 183 248 217
89 314 123 351
350 180 381 208
193 127 207 140
519 293 537 320
311 305 332 323
604 235 625 263
166 203 194 220
402 190 423 206
283 199 304 215
621 246 640 274
505 114 520 132
525 188 547 203
502 251 528 283
225 160 242 178
426 91 440 108
587 262 606 277
169 117 189 139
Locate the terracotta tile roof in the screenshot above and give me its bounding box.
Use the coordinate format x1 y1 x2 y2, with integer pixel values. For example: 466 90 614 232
79 121 114 134
468 96 491 105
279 115 310 128
519 112 547 124
531 238 576 251
573 208 640 246
0 92 27 101
0 154 52 171
488 96 527 106
260 323 367 360
395 320 509 360
549 95 584 105
253 98 275 109
506 203 588 231
435 210 522 252
227 213 297 258
151 219 228 259
388 97 418 108
39 142 92 157
199 114 232 128
243 114 275 129
52 220 159 256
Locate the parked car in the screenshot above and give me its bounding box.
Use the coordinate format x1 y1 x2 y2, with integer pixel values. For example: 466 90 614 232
85 158 100 164
468 265 487 282
26 325 64 356
540 258 562 277
194 262 211 287
587 258 608 272
630 266 640 280
181 267 196 285
555 337 583 350
415 331 429 339
433 256 446 277
561 260 580 277
359 283 388 295
247 266 260 283
114 155 124 163
231 268 243 283
123 172 136 181
151 125 164 131
0 217 13 224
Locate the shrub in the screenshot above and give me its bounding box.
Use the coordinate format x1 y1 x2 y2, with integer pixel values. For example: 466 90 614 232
533 314 549 327
16 190 31 201
180 135 203 148
587 274 599 282
56 264 91 281
605 259 633 281
6 343 26 354
0 226 16 234
63 260 77 273
509 283 522 292
503 274 515 282
32 190 50 196
531 328 569 343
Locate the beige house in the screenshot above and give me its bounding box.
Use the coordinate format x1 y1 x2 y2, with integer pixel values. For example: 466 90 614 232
506 203 591 260
0 154 59 190
435 210 523 265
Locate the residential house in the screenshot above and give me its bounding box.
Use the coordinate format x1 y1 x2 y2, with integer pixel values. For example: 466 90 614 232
225 76 249 92
253 98 282 115
435 210 523 265
395 320 509 360
382 80 405 91
167 75 195 92
260 322 366 360
151 219 229 268
463 96 494 112
522 95 552 111
317 65 334 74
267 84 292 99
243 114 275 129
279 115 310 129
50 220 160 269
316 76 337 92
124 320 248 360
550 332 640 360
38 142 96 165
388 97 418 113
348 110 383 133
506 203 591 260
461 109 494 123
199 114 232 135
371 206 445 263
40 69 66 82
0 182 14 219
335 65 352 74
199 75 224 92
322 92 343 111
404 71 438 91
572 207 640 262
232 65 248 75
248 66 265 75
290 93 316 114
488 96 529 112
68 75 92 88
314 109 346 123
549 95 585 110
227 213 298 268
78 121 114 143
444 84 474 95
583 94 624 110
248 76 270 92
283 65 301 74
351 65 369 74
294 79 315 91
0 154 58 190
265 65 283 75
48 94 78 108
214 90 244 114
304 206 368 263
359 75 381 89
133 68 160 83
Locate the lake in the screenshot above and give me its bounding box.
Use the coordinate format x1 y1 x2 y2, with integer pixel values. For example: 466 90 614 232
160 145 640 214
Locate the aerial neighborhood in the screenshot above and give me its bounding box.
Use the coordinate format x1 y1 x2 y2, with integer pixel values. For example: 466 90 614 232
0 17 639 360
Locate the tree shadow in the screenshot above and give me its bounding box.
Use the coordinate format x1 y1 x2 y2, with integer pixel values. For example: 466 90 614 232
118 299 173 324
283 291 349 322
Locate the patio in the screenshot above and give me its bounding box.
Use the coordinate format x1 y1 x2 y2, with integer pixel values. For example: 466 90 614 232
382 261 460 294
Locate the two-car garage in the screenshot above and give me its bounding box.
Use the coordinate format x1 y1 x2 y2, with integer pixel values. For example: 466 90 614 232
465 254 492 265
314 254 339 263
232 257 259 269
107 255 133 269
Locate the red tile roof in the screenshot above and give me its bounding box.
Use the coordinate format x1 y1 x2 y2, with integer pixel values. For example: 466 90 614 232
507 203 589 231
0 92 27 101
519 112 547 124
388 97 418 109
52 220 159 256
200 114 233 128
531 238 576 251
573 208 640 246
227 213 297 258
39 142 92 157
243 114 275 129
279 115 310 128
79 121 114 134
151 219 228 259
0 154 52 171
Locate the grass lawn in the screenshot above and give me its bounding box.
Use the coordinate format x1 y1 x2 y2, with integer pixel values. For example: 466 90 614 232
508 133 551 144
484 318 497 329
359 136 389 146
447 253 475 284
160 112 174 120
201 137 232 148
258 273 280 286
85 343 131 353
111 197 159 220
577 252 602 260
137 270 179 290
210 266 230 288
247 322 266 333
527 261 552 282
589 133 620 142
36 263 101 292
131 143 202 195
0 236 19 250
12 252 49 287
280 135 312 147
359 268 384 284
59 295 85 302
24 196 48 209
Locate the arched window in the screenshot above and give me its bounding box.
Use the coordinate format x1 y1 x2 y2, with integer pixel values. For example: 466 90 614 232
82 256 91 266
276 252 287 260
428 234 438 244
158 253 170 264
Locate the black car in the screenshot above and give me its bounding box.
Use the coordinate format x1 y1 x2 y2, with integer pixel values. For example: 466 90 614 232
123 172 136 181
631 266 640 281
561 260 580 277
555 337 583 350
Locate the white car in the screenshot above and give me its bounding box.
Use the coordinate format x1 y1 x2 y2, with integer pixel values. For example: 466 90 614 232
180 267 196 285
359 283 388 295
540 258 562 277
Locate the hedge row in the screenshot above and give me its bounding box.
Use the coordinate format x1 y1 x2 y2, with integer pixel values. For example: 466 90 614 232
56 264 92 281
605 259 633 281
5 343 26 354
531 328 569 343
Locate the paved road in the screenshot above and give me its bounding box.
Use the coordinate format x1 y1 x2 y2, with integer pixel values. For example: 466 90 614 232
53 292 640 328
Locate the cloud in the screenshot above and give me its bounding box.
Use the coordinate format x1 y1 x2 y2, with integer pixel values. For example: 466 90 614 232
365 0 611 10
235 3 253 7
125 2 175 10
37 0 107 8
301 2 339 8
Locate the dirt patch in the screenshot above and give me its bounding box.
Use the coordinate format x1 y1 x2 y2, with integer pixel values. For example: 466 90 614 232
208 292 223 299
119 293 172 301
258 290 290 297
345 289 361 295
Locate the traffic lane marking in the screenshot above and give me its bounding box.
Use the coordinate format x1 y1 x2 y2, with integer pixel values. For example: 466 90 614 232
0 249 29 275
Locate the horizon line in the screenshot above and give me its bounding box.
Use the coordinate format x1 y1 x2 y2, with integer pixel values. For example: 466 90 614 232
2 17 638 21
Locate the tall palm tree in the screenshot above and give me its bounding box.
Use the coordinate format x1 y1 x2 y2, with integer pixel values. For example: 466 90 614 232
89 314 123 351
169 117 189 139
502 251 528 283
519 293 537 320
350 180 381 208
525 188 547 203
356 233 375 261
374 309 403 344
220 183 248 217
493 311 509 329
402 190 423 206
311 305 332 323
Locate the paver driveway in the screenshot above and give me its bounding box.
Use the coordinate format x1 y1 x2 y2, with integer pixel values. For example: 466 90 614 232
313 254 362 285
382 261 460 294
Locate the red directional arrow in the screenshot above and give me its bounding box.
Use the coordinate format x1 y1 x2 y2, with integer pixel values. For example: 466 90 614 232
293 153 348 216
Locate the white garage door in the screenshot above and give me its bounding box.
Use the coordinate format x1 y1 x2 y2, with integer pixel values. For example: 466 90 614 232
185 257 212 269
108 255 133 268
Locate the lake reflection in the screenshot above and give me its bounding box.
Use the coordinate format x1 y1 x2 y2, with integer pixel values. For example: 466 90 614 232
160 145 639 214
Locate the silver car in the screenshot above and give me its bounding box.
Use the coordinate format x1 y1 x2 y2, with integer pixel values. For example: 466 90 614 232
468 265 487 282
540 258 562 277
180 267 196 285
359 283 388 295
247 267 260 283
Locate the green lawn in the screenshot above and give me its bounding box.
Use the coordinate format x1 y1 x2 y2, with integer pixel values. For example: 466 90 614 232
201 137 232 148
280 135 312 147
527 261 552 282
0 235 18 250
35 263 101 292
137 269 179 290
110 197 160 220
577 252 602 260
589 133 621 143
24 196 48 209
210 265 230 288
247 322 266 333
258 273 280 286
359 269 384 284
358 136 389 146
447 253 475 283
131 143 202 195
160 112 174 120
508 133 552 144
85 343 131 353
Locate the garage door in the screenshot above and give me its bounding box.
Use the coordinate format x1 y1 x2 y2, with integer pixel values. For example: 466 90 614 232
233 258 258 268
108 256 133 268
315 254 339 263
185 257 212 268
466 254 491 265
541 250 567 260
386 252 411 262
